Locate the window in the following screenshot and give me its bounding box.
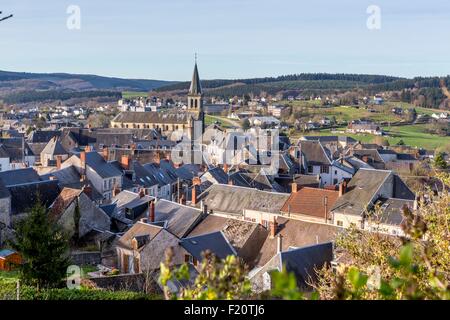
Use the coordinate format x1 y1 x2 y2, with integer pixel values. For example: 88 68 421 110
337 220 343 227
308 165 313 173
334 170 337 175
320 165 329 174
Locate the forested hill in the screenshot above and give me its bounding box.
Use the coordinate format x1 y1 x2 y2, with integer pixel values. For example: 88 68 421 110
0 70 175 94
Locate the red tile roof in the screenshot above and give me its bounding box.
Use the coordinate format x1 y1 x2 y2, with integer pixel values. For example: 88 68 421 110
280 187 340 219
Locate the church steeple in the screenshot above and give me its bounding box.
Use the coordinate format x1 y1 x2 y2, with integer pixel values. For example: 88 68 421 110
187 59 203 114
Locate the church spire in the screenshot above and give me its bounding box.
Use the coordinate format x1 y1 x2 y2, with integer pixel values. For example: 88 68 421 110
188 59 202 96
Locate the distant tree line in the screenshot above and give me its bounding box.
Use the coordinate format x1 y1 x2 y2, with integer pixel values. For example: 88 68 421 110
2 90 121 104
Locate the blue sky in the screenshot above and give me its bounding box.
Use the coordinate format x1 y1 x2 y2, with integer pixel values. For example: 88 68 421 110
0 0 449 80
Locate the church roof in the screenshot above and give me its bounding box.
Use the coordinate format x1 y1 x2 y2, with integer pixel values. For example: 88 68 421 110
112 111 191 125
188 63 202 96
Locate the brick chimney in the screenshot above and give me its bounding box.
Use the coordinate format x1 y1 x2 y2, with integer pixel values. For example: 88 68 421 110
139 188 145 198
192 177 201 186
121 155 132 170
269 218 278 238
191 185 198 205
223 163 229 173
179 193 186 205
291 182 299 193
82 185 92 199
80 151 86 167
362 155 369 163
149 201 155 222
112 186 121 198
102 147 109 161
131 238 138 251
277 234 283 254
339 180 347 197
56 155 62 170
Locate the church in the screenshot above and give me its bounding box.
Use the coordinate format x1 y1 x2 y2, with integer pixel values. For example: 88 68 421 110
111 62 205 140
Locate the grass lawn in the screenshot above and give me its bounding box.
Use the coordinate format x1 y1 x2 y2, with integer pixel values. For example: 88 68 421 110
122 91 148 99
289 124 450 150
0 270 19 280
205 115 236 128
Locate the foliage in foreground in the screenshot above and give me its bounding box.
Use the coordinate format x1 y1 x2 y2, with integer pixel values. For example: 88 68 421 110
9 200 71 290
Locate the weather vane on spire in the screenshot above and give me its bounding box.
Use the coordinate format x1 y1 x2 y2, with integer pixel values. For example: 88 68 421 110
0 11 13 22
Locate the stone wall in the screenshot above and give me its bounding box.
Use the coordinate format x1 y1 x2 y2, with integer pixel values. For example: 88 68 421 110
71 251 102 266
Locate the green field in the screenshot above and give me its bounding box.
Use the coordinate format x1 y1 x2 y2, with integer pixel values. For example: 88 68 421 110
290 124 449 150
121 91 149 99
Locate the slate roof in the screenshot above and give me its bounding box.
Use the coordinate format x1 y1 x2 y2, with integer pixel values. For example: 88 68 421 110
154 199 204 238
180 231 236 261
256 217 341 266
112 111 191 125
40 165 82 188
28 130 61 143
143 163 177 186
281 187 340 219
0 138 34 161
41 137 67 156
0 167 41 187
76 151 123 179
293 174 321 188
280 242 334 289
201 167 229 184
117 221 163 250
299 141 331 166
188 63 202 95
198 184 290 216
373 198 415 226
9 180 61 215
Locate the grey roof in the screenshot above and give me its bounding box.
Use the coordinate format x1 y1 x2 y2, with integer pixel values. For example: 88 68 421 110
331 169 391 216
77 151 123 179
299 141 331 166
280 242 334 289
201 167 229 184
175 164 200 181
198 184 290 216
28 130 61 143
180 231 236 261
188 63 202 96
41 137 67 156
373 198 415 226
0 180 10 199
154 199 204 238
112 111 191 125
143 162 177 186
0 145 10 158
293 174 321 188
9 180 61 215
40 166 81 187
0 138 35 160
353 149 384 164
397 153 418 161
0 167 41 187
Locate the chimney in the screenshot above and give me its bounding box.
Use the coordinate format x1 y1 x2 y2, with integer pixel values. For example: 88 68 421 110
112 186 121 197
85 146 92 152
228 179 233 186
223 163 229 173
149 201 155 222
56 155 62 170
191 185 198 205
269 218 278 238
139 188 145 198
121 155 132 170
277 234 283 254
140 217 148 223
362 155 369 163
291 182 299 193
339 180 347 197
192 177 201 186
179 193 186 205
80 151 86 167
102 147 109 161
131 238 138 251
82 185 92 199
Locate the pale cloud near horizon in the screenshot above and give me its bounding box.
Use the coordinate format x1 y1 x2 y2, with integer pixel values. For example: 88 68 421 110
0 0 449 80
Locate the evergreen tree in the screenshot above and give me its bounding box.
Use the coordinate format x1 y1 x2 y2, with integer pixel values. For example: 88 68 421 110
10 200 70 290
434 152 448 169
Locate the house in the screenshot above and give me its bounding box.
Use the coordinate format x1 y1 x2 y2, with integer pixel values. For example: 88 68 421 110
61 150 123 201
249 242 333 293
196 184 289 225
40 137 69 167
280 184 342 224
299 140 353 186
49 187 111 239
351 149 385 170
110 190 154 221
0 249 21 271
142 162 177 200
330 169 416 236
0 137 36 169
347 122 383 135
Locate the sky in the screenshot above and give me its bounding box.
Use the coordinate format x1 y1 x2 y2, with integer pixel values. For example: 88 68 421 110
0 0 449 81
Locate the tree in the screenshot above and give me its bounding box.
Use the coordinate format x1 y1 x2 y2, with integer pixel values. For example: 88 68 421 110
315 173 450 300
159 249 251 300
434 152 448 169
87 113 110 128
396 139 405 146
10 200 70 290
241 118 251 130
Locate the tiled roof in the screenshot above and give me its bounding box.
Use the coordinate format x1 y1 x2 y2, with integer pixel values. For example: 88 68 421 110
117 221 163 250
280 187 340 219
112 111 191 125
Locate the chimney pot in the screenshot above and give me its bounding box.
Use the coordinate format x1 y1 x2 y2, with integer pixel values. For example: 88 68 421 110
269 218 278 238
149 201 155 222
291 182 299 193
191 185 198 205
56 155 62 170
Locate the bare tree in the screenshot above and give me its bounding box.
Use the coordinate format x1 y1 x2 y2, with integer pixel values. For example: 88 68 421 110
0 11 13 22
